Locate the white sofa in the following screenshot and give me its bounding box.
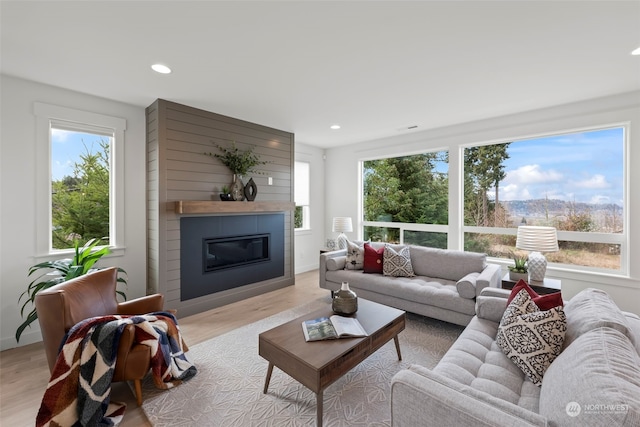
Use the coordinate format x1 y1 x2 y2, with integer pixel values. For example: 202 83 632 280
319 242 502 326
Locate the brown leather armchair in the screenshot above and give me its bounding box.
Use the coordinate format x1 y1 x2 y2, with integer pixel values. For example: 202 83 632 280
35 267 165 405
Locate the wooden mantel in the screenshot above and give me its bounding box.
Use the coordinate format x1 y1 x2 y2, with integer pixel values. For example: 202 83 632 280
173 200 295 215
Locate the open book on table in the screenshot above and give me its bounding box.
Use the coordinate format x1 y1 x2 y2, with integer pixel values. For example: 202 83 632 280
301 315 368 342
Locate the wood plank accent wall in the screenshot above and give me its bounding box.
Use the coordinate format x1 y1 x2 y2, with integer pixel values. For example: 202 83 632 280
146 99 295 317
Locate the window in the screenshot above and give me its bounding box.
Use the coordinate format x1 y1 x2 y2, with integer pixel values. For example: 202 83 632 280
463 126 625 273
362 151 449 248
50 123 113 249
35 103 126 254
294 161 310 230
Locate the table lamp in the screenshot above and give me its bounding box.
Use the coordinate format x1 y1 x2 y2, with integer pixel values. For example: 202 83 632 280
332 217 353 250
515 226 559 282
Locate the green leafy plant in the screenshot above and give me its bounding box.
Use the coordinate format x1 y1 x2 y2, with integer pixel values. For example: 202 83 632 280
221 185 230 194
16 238 127 342
508 254 528 273
204 141 268 176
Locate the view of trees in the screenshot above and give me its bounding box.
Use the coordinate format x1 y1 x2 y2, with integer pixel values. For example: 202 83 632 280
363 153 448 247
51 139 110 249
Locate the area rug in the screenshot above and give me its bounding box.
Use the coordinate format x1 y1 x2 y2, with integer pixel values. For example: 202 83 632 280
139 297 464 426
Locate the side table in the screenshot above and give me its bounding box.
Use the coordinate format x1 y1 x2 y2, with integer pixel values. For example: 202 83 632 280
501 273 561 295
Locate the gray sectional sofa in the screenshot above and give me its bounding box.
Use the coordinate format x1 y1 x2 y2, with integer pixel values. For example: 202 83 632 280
319 242 502 326
391 287 640 427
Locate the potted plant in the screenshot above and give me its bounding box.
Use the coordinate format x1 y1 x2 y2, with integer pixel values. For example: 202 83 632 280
204 141 268 201
16 238 127 342
508 254 528 282
219 185 232 201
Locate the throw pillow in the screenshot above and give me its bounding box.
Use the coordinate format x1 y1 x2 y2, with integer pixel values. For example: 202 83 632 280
363 243 384 274
344 240 365 270
383 245 415 277
506 279 563 310
496 289 567 386
456 272 480 299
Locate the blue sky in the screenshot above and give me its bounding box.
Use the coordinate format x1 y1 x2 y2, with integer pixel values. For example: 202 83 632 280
51 128 108 180
497 127 623 206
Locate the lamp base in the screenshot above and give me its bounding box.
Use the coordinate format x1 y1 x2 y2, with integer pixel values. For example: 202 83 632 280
528 251 547 282
336 233 348 250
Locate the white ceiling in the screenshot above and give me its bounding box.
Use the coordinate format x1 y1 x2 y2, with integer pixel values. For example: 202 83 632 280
1 1 639 148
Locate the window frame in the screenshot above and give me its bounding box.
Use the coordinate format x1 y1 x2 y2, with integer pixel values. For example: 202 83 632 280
357 123 629 276
360 148 450 245
460 123 629 275
35 102 126 256
294 160 311 231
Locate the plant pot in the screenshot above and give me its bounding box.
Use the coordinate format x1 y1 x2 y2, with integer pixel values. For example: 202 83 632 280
509 271 528 282
219 193 233 201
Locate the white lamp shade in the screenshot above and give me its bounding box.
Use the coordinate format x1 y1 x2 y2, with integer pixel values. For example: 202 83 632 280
332 217 353 233
515 226 559 253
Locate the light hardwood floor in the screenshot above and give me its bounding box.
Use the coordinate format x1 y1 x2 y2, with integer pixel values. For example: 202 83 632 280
0 269 327 426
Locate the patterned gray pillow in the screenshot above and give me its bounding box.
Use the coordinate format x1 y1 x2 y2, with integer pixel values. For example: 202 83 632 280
344 240 365 270
496 289 567 386
383 245 415 277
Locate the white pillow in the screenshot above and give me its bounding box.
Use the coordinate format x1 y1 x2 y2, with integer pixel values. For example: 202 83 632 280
344 240 365 270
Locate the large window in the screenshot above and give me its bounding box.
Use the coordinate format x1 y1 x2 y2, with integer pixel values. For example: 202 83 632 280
35 103 126 254
362 151 449 248
463 126 625 272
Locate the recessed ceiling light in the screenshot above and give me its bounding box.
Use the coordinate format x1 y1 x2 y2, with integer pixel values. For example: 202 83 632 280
330 124 341 130
632 47 640 56
151 64 172 74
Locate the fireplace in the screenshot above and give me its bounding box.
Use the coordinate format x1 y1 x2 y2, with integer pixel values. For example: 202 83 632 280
180 214 284 301
204 234 270 272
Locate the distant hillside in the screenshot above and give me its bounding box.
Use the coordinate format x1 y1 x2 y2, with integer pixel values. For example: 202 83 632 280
500 199 623 228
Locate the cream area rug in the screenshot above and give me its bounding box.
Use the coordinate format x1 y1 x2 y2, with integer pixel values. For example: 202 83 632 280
139 297 464 426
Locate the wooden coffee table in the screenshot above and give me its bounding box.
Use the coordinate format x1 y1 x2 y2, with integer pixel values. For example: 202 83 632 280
258 298 405 426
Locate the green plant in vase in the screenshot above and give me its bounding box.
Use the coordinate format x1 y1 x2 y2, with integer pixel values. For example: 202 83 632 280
204 141 268 201
508 253 528 281
16 238 127 342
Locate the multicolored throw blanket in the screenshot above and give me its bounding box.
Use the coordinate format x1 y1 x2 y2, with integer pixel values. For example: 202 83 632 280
36 312 197 426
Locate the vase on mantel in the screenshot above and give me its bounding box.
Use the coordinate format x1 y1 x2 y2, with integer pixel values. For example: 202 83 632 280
230 174 245 201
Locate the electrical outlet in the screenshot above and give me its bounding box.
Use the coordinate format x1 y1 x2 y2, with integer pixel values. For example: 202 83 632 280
268 177 273 185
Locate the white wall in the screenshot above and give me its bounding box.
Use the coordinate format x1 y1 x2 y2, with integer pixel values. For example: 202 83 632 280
324 91 640 315
0 75 148 350
294 142 326 273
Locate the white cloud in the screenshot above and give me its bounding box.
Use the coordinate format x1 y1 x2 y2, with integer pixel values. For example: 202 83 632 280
51 128 73 143
506 164 563 185
572 174 610 189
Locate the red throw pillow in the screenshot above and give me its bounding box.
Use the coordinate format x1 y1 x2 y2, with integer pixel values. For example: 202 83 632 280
506 279 563 310
363 243 384 274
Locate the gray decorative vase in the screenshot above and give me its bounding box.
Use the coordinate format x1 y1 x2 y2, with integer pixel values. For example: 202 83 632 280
332 281 358 315
230 174 245 201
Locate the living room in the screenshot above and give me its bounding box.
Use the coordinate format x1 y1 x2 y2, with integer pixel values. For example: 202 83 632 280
1 1 640 425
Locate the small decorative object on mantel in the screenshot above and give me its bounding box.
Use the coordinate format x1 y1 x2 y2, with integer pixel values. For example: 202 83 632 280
219 185 232 201
230 174 245 201
244 177 258 201
332 281 358 315
203 141 268 202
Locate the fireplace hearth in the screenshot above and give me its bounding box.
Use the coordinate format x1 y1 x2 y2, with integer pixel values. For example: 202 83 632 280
180 214 284 301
